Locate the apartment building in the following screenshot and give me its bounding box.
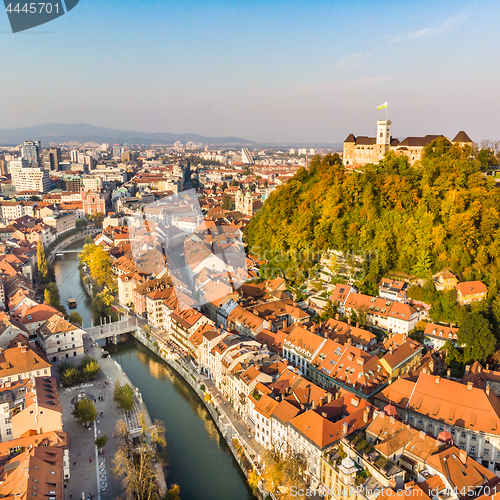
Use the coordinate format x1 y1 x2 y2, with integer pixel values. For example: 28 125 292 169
36 315 84 362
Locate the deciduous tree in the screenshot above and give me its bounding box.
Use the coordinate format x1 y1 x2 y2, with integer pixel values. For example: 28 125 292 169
72 397 97 427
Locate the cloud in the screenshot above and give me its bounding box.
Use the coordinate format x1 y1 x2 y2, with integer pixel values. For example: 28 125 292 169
389 15 466 42
334 52 363 69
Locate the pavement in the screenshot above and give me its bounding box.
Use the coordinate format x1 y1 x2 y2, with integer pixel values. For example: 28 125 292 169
54 334 162 500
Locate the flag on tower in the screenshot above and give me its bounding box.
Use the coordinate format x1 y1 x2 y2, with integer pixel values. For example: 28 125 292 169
377 102 388 110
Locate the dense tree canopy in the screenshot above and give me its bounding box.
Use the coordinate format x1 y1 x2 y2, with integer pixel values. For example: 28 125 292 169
458 312 496 362
246 144 500 296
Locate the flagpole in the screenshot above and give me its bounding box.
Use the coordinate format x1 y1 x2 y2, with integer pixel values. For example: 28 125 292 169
385 103 388 122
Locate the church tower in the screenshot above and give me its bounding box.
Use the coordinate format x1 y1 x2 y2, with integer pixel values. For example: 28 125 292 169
244 189 253 216
235 188 244 212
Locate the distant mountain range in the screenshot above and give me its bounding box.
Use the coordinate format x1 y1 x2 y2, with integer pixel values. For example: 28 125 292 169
0 123 256 146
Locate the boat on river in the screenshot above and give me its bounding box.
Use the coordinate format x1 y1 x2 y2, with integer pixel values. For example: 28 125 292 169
68 298 77 309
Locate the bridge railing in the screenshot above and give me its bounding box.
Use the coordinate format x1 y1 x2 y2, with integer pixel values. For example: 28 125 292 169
85 317 138 338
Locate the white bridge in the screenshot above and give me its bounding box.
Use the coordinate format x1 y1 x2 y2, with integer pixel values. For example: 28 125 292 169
55 250 82 254
84 317 138 341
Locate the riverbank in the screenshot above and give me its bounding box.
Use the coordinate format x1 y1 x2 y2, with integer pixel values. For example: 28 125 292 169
47 227 100 263
130 327 268 499
63 239 257 498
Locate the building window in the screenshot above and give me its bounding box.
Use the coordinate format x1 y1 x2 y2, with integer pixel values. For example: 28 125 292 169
417 417 423 424
461 432 466 438
484 449 490 457
6 428 11 435
470 446 476 454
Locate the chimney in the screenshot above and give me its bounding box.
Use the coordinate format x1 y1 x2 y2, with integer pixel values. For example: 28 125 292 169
478 365 482 373
311 400 316 410
447 368 451 379
300 404 305 410
487 364 490 370
21 346 26 353
390 416 395 424
347 318 352 325
459 449 467 465
435 376 440 384
356 322 359 328
429 359 435 373
467 382 473 391
335 313 339 320
389 479 396 489
322 412 328 418
363 407 370 424
465 365 470 373
342 422 349 436
422 367 429 374
486 384 491 396
419 431 426 439
319 397 325 406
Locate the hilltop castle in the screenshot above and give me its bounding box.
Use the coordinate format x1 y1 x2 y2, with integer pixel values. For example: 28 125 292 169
342 120 473 167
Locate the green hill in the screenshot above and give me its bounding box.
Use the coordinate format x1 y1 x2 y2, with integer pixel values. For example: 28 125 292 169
245 138 500 296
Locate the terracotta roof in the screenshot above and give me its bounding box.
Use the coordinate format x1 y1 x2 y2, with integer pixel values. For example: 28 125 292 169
0 344 51 378
377 372 500 435
456 281 487 296
381 339 422 370
426 446 496 494
289 401 372 450
283 324 325 356
423 322 458 340
37 314 79 341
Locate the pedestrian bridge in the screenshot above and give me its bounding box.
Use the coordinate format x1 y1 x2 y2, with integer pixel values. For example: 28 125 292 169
85 317 138 341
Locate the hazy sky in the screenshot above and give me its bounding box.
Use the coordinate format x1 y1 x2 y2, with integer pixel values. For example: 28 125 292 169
2 0 500 143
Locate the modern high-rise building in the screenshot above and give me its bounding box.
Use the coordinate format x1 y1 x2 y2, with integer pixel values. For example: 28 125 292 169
21 141 41 167
70 150 79 163
13 167 50 193
47 148 62 171
112 145 121 158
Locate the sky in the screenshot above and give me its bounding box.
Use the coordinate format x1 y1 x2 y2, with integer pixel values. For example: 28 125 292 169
1 0 500 143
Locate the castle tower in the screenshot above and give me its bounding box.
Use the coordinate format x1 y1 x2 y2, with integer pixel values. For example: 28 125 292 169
377 120 391 145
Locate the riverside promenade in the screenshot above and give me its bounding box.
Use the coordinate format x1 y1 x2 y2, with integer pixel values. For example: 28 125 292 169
55 334 166 500
131 327 271 500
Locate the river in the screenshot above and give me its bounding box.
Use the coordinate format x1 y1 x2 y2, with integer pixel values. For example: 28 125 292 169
53 240 257 500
